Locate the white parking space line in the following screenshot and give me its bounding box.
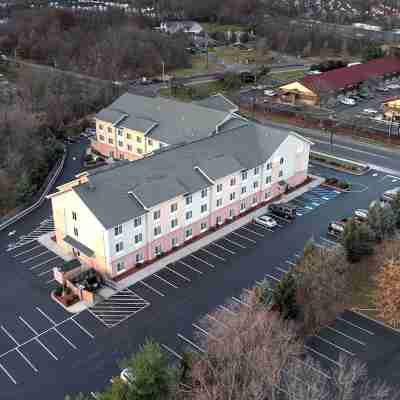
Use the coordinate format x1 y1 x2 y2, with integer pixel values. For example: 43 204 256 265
35 307 56 325
239 226 264 238
293 357 332 380
266 213 291 223
139 281 165 297
0 362 17 384
16 349 38 372
1 326 19 346
207 313 228 328
199 248 226 262
70 318 95 339
336 316 374 335
275 266 288 274
231 231 257 243
232 296 250 307
350 309 400 334
304 345 342 368
285 260 296 267
165 266 191 282
46 278 56 285
14 245 42 257
219 305 237 315
177 333 205 353
37 268 53 277
192 323 211 337
177 260 203 275
161 343 183 360
21 250 51 264
325 326 366 346
220 237 246 249
190 254 215 269
256 280 273 290
265 273 280 282
320 237 339 246
153 273 179 288
208 242 235 255
314 335 355 356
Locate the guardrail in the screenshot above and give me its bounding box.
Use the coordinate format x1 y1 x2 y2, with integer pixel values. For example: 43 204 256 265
0 148 67 232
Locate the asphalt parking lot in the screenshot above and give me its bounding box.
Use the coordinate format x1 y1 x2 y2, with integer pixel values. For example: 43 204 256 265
2 163 400 398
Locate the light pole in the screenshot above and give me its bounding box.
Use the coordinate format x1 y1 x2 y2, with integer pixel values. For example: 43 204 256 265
161 60 165 82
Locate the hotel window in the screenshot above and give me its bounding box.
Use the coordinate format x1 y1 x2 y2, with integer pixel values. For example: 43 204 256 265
172 237 179 247
108 138 114 145
216 215 222 225
115 242 124 253
185 228 192 239
148 139 153 146
134 216 142 227
216 198 222 208
241 171 248 180
153 210 160 221
253 181 259 189
118 128 123 136
266 162 272 170
99 135 105 142
229 209 235 218
72 211 77 221
154 245 162 256
280 157 284 165
186 210 192 220
114 224 122 236
171 218 178 229
73 227 78 237
135 252 144 263
107 127 112 133
252 196 258 205
118 141 123 147
241 186 246 194
134 233 143 244
230 192 236 201
127 144 132 151
266 176 272 184
265 191 271 199
201 204 207 213
217 183 223 193
201 188 208 198
230 177 236 186
116 261 125 272
127 133 132 140
137 136 142 143
279 170 283 177
254 166 260 175
185 195 192 205
154 226 162 237
170 203 178 213
200 222 207 231
240 201 246 211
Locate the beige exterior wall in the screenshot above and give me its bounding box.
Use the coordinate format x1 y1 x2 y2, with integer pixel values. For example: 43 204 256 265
280 81 315 96
51 189 110 276
95 118 161 159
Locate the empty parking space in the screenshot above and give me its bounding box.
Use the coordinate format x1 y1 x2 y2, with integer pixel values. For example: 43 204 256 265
0 306 95 385
87 288 150 328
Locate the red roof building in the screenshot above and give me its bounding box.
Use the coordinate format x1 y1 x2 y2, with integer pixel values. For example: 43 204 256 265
301 57 400 93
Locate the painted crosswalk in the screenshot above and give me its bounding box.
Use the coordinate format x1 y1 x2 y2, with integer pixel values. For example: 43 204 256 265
87 289 150 328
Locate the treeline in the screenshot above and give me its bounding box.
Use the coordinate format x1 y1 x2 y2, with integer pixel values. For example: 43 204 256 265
0 8 191 80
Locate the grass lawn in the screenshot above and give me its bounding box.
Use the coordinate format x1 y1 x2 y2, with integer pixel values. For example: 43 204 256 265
202 22 245 33
269 69 306 82
159 80 230 102
171 55 224 77
213 46 272 66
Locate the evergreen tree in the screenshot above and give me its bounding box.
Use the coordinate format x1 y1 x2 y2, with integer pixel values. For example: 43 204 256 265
342 218 374 262
391 193 400 228
254 278 274 307
367 203 395 241
273 272 298 320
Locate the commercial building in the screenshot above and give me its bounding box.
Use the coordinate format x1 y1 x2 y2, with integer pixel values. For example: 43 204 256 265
280 57 400 106
91 93 239 161
50 96 311 280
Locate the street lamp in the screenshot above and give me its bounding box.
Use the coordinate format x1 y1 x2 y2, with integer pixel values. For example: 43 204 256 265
161 60 165 82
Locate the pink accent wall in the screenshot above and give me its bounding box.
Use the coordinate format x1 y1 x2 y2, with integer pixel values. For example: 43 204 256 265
287 170 307 187
91 140 141 161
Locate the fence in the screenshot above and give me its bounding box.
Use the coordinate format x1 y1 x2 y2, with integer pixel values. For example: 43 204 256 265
0 147 67 232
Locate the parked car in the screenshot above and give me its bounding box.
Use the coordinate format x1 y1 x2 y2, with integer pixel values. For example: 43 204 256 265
306 70 322 75
354 209 368 220
255 215 278 228
381 187 400 203
264 89 277 97
268 204 297 220
376 86 389 92
386 83 400 90
373 114 384 121
120 368 135 384
362 108 378 115
327 218 349 237
340 97 356 106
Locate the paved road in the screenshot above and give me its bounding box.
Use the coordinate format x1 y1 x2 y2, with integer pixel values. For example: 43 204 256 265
1 131 400 398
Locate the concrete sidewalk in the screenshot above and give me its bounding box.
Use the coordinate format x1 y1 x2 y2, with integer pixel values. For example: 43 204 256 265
115 174 323 291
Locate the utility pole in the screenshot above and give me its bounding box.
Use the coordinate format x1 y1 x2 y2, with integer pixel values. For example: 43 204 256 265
161 60 165 82
205 35 209 70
